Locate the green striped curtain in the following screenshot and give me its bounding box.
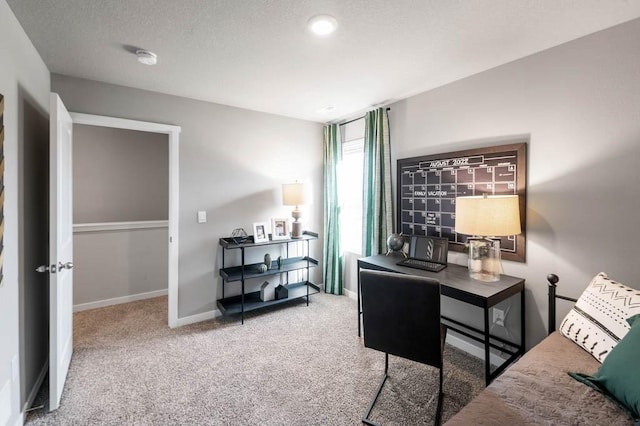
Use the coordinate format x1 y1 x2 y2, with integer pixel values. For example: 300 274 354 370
362 108 393 256
323 123 343 295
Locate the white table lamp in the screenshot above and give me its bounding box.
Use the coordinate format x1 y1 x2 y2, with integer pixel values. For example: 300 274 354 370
455 194 521 282
282 182 306 238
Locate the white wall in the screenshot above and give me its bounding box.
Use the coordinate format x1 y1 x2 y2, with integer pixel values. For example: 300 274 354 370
51 74 324 320
0 0 50 423
383 18 640 349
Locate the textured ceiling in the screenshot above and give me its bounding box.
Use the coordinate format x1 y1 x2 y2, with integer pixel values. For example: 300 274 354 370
7 0 640 122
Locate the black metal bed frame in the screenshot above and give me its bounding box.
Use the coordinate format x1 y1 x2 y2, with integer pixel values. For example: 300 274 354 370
546 274 577 335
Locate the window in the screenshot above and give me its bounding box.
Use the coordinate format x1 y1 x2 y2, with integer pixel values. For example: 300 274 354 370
340 119 365 254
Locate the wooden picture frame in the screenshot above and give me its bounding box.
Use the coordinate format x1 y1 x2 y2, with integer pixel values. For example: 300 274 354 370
396 142 527 262
252 222 269 243
270 218 290 240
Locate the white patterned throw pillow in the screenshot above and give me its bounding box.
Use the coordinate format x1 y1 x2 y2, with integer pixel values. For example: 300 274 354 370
559 272 640 363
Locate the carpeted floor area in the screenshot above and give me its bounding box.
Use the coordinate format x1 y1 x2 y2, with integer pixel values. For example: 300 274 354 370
26 293 484 425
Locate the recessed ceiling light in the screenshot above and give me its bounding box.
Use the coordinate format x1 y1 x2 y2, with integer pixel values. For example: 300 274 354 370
308 15 338 36
136 49 158 65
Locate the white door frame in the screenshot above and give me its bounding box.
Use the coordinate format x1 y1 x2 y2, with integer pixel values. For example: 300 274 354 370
70 113 180 328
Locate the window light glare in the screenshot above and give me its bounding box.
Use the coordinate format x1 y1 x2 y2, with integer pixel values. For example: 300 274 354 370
308 15 338 36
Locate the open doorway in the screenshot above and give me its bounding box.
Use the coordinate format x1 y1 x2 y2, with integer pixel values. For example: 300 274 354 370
70 113 180 326
72 124 169 312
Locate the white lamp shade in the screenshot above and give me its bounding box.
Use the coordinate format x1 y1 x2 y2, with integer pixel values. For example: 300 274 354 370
455 195 521 237
282 183 305 206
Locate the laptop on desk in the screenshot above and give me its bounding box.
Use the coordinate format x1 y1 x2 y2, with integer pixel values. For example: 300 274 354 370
397 235 449 273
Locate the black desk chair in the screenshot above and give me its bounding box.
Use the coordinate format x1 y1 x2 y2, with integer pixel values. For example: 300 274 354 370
360 269 447 426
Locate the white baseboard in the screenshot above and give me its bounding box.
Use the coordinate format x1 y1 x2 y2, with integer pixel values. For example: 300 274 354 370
23 359 48 412
446 331 508 367
173 309 221 327
73 289 168 312
344 287 357 300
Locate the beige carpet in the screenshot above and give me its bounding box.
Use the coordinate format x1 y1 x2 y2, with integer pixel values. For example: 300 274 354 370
26 293 484 425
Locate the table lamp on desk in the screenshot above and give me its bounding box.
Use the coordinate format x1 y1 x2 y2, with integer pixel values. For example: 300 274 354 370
454 194 521 282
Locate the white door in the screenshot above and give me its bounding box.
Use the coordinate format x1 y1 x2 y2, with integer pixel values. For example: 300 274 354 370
49 93 74 411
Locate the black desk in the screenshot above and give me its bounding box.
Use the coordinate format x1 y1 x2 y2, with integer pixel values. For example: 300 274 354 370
357 253 525 386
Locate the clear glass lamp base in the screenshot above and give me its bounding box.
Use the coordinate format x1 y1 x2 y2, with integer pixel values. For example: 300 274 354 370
467 238 502 282
468 271 500 282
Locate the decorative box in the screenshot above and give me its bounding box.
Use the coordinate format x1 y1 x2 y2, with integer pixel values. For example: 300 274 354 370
260 281 274 302
275 284 288 300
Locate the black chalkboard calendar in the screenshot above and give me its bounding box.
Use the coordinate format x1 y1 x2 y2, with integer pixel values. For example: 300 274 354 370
397 142 527 262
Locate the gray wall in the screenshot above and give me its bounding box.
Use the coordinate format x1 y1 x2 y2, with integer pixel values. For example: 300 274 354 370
383 18 640 349
0 0 51 423
73 227 168 306
73 124 168 223
52 74 324 319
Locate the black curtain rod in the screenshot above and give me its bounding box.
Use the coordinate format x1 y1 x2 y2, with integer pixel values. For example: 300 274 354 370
338 107 391 126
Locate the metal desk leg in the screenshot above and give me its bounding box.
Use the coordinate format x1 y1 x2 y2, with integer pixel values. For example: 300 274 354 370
241 247 245 325
357 262 362 337
484 306 491 385
520 289 526 355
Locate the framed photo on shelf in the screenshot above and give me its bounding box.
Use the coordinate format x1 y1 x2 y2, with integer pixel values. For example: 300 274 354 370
253 222 269 243
271 218 290 240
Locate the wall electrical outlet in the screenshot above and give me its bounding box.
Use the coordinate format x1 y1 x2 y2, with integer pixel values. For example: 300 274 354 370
493 308 505 326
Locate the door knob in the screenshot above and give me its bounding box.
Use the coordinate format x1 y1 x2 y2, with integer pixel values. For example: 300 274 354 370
57 261 74 271
36 264 56 274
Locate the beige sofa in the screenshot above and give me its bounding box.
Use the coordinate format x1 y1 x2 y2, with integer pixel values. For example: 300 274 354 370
445 331 633 425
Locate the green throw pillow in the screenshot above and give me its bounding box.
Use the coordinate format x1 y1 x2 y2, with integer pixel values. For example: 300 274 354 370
569 314 640 421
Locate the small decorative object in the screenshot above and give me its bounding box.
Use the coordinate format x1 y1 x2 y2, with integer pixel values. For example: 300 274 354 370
271 218 290 240
275 284 289 300
282 182 306 238
231 228 249 244
264 253 272 270
277 256 283 269
257 263 268 273
386 233 406 257
253 222 269 243
260 281 274 302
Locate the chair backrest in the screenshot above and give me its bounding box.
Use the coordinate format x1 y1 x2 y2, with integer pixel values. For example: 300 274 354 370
360 269 443 368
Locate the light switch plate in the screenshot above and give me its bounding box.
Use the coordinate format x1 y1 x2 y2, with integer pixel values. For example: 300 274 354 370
197 211 207 223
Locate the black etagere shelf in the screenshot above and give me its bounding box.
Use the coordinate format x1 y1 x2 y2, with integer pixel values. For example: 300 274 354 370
217 230 320 323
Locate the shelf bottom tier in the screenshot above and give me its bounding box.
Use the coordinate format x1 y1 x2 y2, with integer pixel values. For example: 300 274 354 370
217 281 320 316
